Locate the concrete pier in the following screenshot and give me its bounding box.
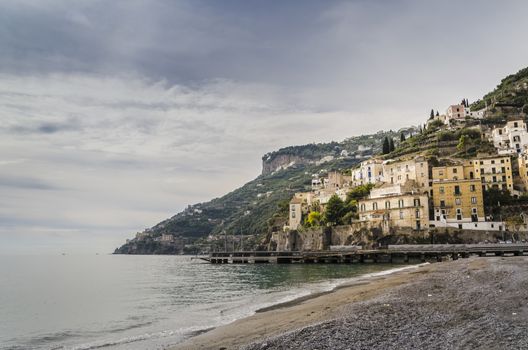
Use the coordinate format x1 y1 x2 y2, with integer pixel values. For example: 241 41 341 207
202 244 528 264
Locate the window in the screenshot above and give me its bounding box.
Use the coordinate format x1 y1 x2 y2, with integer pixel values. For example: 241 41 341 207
440 200 446 207
291 212 296 218
491 160 495 164
480 161 484 165
454 185 461 195
385 201 390 209
360 204 366 211
453 168 457 173
399 211 404 219
501 167 506 173
471 197 477 204
514 122 518 128
414 198 421 206
455 198 461 205
398 199 404 208
373 202 378 210
492 168 496 174
480 168 484 174
439 186 445 194
415 209 420 218
470 184 476 192
501 159 505 163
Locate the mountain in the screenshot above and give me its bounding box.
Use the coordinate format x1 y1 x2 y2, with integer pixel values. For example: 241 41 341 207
114 128 416 254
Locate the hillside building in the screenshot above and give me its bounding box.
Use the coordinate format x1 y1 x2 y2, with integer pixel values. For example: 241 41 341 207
351 159 384 187
288 197 304 230
491 119 528 154
471 155 514 192
518 147 528 191
381 156 430 194
430 164 503 230
446 104 466 123
358 180 429 232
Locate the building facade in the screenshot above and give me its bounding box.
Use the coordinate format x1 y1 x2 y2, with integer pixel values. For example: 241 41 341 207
430 164 486 229
446 104 466 123
491 119 528 154
358 181 429 231
471 155 514 192
351 159 384 187
519 148 528 191
381 156 430 193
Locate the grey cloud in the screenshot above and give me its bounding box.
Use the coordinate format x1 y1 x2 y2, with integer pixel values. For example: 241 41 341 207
0 175 64 190
8 118 81 135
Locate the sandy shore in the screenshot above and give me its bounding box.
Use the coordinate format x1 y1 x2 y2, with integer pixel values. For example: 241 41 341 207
171 257 528 350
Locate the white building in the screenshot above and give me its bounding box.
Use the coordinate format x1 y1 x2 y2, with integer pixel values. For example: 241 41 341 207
351 159 384 187
491 119 528 154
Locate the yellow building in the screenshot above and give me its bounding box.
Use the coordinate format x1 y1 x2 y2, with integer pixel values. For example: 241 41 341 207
358 181 429 231
471 155 513 192
431 164 485 228
519 149 528 191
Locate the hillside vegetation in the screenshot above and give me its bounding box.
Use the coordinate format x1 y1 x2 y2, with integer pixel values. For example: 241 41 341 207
115 129 412 253
471 67 528 111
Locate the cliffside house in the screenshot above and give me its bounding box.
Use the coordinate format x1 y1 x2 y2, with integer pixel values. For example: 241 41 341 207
519 147 528 191
358 180 429 232
135 232 150 240
446 104 466 124
381 156 431 194
287 192 314 230
429 164 503 230
491 118 528 155
351 158 384 187
161 234 174 242
471 155 514 192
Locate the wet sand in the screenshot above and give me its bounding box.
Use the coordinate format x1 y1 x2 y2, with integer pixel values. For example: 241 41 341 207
171 257 528 350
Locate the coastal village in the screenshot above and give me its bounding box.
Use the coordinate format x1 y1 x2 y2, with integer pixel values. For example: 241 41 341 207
116 68 528 255
276 100 528 251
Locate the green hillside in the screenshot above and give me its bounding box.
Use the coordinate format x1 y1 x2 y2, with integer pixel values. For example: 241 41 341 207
114 129 412 254
471 67 528 111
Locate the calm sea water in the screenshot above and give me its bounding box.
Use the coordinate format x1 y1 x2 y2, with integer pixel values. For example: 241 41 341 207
0 255 410 350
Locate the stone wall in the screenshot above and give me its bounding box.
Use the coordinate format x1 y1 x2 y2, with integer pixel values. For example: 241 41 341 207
269 224 528 251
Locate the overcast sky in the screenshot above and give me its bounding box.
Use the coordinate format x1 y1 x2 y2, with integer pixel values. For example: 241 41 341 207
1 0 528 254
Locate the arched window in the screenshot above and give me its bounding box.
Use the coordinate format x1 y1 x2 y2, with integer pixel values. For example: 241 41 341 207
385 201 390 209
360 204 366 212
373 202 378 210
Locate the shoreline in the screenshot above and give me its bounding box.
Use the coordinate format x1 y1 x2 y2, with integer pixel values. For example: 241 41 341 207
170 262 430 350
172 257 528 349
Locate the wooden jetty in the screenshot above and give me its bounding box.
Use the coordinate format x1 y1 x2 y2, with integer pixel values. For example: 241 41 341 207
198 244 528 264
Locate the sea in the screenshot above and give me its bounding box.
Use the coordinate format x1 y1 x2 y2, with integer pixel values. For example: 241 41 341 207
0 255 415 350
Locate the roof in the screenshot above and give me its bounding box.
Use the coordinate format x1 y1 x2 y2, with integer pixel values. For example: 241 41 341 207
290 197 303 204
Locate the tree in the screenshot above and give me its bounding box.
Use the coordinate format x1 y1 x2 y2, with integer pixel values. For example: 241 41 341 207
400 132 406 142
457 135 469 153
324 194 346 226
388 138 395 152
305 211 322 227
346 183 374 202
430 109 434 119
436 111 439 116
382 137 390 154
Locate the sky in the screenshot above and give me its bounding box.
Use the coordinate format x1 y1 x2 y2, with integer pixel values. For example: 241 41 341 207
1 0 528 254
